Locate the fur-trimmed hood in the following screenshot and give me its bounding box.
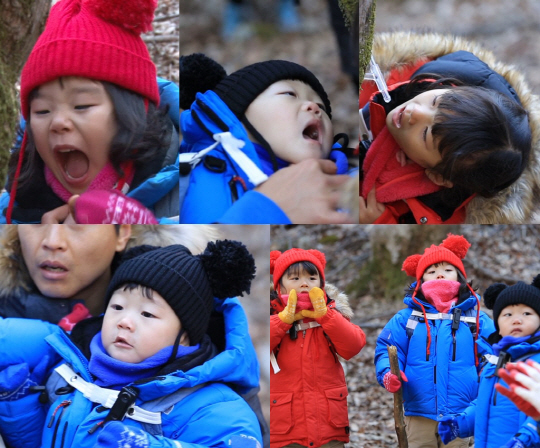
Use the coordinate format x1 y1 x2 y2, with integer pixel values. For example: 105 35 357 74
371 32 540 223
270 282 354 320
0 224 220 298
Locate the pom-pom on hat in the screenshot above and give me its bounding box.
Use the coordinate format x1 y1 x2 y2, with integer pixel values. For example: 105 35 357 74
105 241 256 345
270 248 326 290
402 234 471 281
20 0 160 119
180 53 332 119
484 274 540 332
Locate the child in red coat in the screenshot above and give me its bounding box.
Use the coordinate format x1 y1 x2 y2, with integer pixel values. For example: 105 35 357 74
269 248 366 448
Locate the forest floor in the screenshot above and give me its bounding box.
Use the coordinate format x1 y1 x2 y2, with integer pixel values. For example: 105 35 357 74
271 224 540 447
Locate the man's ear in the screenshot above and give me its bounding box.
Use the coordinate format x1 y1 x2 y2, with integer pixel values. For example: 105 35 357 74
425 169 454 188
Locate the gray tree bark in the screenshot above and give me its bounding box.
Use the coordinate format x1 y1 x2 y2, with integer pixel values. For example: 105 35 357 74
0 0 51 183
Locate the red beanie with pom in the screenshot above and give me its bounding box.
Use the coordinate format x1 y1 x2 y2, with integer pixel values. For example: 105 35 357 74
402 234 471 281
20 0 160 119
270 248 326 290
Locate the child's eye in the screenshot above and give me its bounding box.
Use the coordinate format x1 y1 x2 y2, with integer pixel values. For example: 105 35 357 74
432 96 438 106
75 105 92 110
33 109 50 115
141 311 156 318
281 91 297 97
423 127 428 142
317 103 326 112
111 304 123 310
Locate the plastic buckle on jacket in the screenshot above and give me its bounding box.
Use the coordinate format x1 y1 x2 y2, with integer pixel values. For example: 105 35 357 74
451 309 462 331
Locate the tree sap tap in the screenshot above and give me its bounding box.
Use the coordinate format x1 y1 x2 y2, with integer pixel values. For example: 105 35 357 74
364 55 391 103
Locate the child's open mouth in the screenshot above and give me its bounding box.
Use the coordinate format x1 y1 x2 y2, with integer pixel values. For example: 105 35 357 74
54 146 90 183
303 122 321 144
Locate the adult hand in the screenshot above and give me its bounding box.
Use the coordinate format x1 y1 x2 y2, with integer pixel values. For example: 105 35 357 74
359 187 385 223
301 287 328 319
41 204 76 223
255 159 353 224
496 360 540 419
383 370 408 393
437 415 460 445
278 289 304 325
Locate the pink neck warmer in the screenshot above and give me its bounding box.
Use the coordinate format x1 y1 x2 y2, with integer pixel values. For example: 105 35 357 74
421 279 460 313
45 162 133 203
280 291 314 312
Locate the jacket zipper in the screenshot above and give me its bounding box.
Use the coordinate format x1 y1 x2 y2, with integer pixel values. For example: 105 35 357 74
49 400 71 448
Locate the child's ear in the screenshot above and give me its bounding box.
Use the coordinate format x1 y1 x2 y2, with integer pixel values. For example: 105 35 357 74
425 169 454 188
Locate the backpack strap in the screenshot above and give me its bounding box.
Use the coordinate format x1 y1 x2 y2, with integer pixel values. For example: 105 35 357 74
54 364 162 425
406 308 477 339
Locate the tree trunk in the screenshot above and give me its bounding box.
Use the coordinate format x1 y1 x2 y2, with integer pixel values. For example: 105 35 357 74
0 0 51 183
359 0 376 83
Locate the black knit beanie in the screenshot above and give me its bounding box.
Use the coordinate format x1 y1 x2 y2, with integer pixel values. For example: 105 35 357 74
105 241 256 345
180 53 332 119
484 274 540 333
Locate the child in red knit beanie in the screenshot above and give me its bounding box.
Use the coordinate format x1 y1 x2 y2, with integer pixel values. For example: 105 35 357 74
374 233 496 448
269 248 366 448
1 0 178 224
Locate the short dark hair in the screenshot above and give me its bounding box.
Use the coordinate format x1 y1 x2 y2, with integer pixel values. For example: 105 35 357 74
431 86 531 198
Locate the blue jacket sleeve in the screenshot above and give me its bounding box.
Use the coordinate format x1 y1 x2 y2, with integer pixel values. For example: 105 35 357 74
374 310 410 387
515 416 540 446
0 393 48 448
217 191 291 224
455 399 476 438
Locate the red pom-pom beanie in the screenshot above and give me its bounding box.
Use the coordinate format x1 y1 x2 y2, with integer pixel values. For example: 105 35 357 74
270 248 326 290
20 0 160 119
402 234 471 281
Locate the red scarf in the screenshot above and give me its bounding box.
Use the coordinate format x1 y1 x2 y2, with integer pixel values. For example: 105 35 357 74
362 126 442 203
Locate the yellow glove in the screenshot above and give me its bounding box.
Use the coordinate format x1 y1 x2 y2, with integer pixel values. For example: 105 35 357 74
301 287 328 319
278 289 304 324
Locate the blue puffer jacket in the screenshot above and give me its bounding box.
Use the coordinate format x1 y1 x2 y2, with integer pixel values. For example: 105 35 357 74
456 336 540 447
0 78 179 224
180 90 291 224
374 286 495 419
0 296 263 448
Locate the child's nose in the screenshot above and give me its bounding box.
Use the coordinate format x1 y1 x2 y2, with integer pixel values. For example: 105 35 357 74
304 101 322 116
408 105 433 125
436 273 445 279
50 110 73 133
117 317 133 330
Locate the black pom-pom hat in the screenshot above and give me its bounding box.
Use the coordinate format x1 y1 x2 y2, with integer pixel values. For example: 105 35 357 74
105 240 256 344
484 274 540 332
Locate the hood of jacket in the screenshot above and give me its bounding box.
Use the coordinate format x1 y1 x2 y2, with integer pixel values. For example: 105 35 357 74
0 225 220 299
371 32 540 224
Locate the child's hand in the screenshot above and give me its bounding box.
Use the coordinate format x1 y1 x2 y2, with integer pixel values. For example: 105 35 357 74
278 289 304 325
41 204 76 223
359 187 385 223
396 149 409 167
0 356 49 401
502 438 526 448
496 361 540 419
383 370 408 393
301 287 328 319
71 190 158 224
437 415 460 444
93 421 148 448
